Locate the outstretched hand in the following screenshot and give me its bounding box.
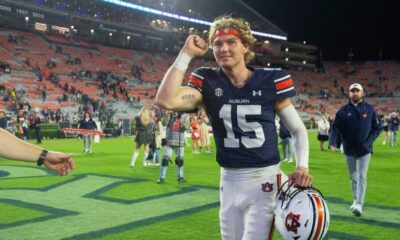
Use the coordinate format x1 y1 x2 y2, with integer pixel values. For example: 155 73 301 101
43 151 75 176
288 167 313 187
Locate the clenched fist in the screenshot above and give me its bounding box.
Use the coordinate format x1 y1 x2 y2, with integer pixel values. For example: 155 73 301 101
181 35 209 58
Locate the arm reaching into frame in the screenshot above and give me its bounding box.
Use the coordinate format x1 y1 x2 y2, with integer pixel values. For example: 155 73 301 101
0 128 75 176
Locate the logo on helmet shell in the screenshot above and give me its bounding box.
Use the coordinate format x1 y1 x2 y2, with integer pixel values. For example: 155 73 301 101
285 212 301 233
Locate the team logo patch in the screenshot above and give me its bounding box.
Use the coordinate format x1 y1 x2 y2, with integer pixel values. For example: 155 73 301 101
363 113 367 118
285 212 301 234
215 88 223 97
261 182 273 192
252 90 262 96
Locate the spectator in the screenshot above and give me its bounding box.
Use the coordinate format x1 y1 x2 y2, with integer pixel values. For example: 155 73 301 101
381 114 389 145
130 107 154 167
18 117 29 141
31 113 43 144
279 120 294 163
78 112 98 154
317 115 330 151
190 116 201 154
389 112 399 147
0 110 7 129
198 110 211 153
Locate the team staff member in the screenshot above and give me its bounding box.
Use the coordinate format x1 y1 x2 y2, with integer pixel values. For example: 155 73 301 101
329 83 382 217
155 15 312 240
0 128 75 176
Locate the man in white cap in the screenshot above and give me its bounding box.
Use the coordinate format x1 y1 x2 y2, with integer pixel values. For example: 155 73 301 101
329 83 382 217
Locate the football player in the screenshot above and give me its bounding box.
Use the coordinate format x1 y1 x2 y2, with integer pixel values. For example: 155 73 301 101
155 16 312 240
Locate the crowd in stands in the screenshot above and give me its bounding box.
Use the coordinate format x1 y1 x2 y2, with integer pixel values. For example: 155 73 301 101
0 29 399 142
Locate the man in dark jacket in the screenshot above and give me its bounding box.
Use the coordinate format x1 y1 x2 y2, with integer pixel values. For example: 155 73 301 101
0 111 7 129
32 113 42 144
78 112 97 154
329 83 382 217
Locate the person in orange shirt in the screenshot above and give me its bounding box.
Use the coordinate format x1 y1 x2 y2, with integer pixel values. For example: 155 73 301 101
191 115 201 154
198 110 212 153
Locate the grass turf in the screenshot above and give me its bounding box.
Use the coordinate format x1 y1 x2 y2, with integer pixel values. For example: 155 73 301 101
0 131 399 239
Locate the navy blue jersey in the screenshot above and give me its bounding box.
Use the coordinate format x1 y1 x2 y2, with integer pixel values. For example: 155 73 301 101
188 67 296 168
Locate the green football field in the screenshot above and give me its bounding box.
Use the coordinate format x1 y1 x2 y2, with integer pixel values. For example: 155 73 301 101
0 131 399 240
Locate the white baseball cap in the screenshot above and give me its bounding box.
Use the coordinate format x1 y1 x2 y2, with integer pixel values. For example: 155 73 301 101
349 83 363 91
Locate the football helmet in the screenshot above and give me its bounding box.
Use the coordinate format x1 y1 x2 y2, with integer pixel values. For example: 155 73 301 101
274 181 330 240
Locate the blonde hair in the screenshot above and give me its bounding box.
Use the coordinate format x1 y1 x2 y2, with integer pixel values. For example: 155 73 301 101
139 107 151 126
209 15 257 63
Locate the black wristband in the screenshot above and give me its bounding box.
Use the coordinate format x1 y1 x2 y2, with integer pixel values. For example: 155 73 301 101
37 149 48 166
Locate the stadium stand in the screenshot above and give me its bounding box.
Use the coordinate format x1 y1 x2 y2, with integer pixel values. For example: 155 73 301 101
1 28 399 126
0 1 398 130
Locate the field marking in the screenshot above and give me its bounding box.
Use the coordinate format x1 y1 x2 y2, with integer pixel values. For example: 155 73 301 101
0 166 399 239
0 166 220 240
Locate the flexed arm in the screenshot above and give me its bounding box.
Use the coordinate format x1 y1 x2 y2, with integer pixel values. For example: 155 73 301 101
155 35 208 111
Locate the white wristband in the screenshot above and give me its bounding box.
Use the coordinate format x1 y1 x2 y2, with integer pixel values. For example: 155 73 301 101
172 52 192 71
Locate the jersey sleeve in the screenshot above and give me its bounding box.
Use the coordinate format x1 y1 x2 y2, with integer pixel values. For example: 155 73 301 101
187 68 205 93
273 69 296 98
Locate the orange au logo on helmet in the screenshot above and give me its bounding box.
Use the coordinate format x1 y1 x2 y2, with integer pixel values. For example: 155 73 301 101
285 212 301 233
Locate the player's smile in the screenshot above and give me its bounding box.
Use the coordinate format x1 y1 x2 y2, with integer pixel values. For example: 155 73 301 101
219 55 232 61
212 35 247 67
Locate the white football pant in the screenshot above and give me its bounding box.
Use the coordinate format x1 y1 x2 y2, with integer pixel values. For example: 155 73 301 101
219 164 283 240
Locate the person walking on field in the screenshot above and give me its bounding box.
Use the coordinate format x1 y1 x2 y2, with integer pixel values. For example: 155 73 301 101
317 115 330 151
130 107 154 167
78 111 98 154
198 110 212 153
329 83 382 217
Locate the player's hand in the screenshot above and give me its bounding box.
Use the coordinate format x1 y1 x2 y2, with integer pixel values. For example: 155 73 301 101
181 35 209 58
43 151 75 176
288 167 312 187
329 145 337 151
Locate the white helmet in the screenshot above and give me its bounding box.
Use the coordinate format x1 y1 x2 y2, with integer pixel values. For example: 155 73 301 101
274 182 330 240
